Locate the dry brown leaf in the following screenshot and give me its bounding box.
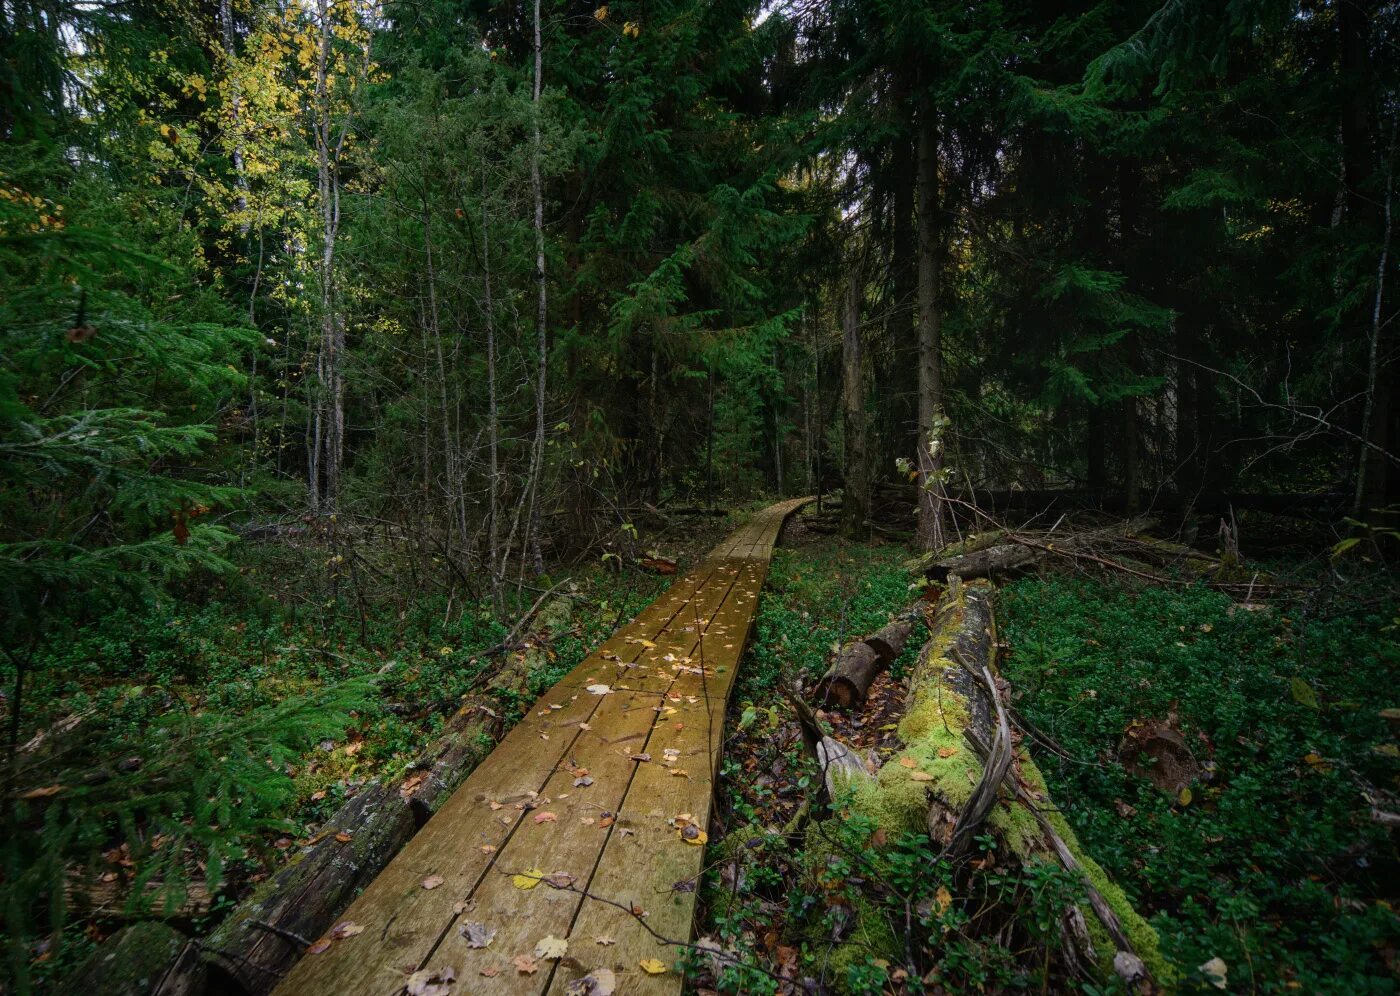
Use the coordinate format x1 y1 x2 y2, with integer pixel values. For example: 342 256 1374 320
513 954 539 975
534 811 558 824
421 874 445 890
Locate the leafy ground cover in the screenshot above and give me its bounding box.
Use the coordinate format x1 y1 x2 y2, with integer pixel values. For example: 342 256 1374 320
5 526 707 988
1000 573 1400 993
700 531 1400 993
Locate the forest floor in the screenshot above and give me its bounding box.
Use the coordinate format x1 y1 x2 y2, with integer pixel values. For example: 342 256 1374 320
13 505 1400 994
697 513 1400 993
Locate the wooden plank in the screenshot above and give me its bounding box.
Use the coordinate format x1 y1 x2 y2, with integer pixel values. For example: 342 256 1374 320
270 499 807 996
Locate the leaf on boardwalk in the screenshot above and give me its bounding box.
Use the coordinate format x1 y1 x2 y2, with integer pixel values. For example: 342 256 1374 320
330 920 364 939
512 954 539 974
594 935 616 945
307 938 332 955
586 684 613 695
406 966 456 996
534 935 569 960
630 753 651 762
679 825 707 845
534 811 557 824
544 871 577 888
574 775 594 787
566 968 617 995
421 874 445 890
460 922 496 948
639 958 667 975
512 867 545 889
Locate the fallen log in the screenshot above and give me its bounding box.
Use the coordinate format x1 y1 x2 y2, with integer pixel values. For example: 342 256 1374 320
55 921 202 996
922 516 1156 582
199 599 573 995
813 580 1171 989
812 610 921 709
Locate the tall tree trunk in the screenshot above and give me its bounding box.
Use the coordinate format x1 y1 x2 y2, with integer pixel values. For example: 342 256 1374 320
1087 406 1106 493
842 266 868 534
310 0 343 515
524 0 548 574
915 103 946 552
482 177 502 610
1123 397 1141 514
1356 116 1396 521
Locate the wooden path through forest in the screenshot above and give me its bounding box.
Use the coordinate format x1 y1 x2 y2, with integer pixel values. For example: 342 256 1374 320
274 497 811 996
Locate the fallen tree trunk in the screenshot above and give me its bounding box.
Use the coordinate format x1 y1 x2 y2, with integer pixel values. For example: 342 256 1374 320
922 516 1156 582
814 580 1170 989
55 921 202 996
812 610 921 709
199 598 573 995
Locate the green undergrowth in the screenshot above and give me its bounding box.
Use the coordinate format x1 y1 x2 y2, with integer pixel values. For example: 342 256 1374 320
702 538 1147 993
1000 573 1400 993
3 540 669 990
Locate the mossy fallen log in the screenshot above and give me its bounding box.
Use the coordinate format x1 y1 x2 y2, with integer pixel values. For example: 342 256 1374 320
816 580 1170 990
199 599 572 995
55 922 202 996
920 517 1157 582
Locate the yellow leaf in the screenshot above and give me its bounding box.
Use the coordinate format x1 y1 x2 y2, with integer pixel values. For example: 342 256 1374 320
1178 786 1193 806
513 867 545 890
639 959 666 975
935 885 953 914
909 771 935 782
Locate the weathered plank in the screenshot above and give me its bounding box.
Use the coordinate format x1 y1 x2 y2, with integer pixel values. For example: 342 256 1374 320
271 498 807 996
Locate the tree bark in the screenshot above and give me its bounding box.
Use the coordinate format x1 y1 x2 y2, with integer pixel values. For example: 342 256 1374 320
56 922 202 996
813 614 918 709
915 99 947 553
524 0 548 575
841 266 868 534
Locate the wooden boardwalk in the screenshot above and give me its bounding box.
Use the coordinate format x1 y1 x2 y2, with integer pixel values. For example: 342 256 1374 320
274 498 810 996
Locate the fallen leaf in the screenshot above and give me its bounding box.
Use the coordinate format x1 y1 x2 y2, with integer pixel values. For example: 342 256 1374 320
937 746 958 758
544 871 577 888
513 954 539 974
421 874 445 890
512 868 544 890
639 958 667 975
480 965 500 977
574 776 594 787
598 815 615 828
535 811 558 824
679 826 708 845
566 967 617 995
1199 956 1228 989
461 922 496 948
595 935 616 945
330 920 365 939
534 935 569 960
307 938 332 955
488 800 503 811
669 768 688 778
480 844 496 854
909 771 935 782
934 885 953 914
898 757 917 769
335 832 353 843
1177 786 1193 806
586 684 613 695
630 753 652 762
405 966 455 996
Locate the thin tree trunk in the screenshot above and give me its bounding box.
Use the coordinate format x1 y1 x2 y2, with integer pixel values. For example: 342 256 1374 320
424 207 457 551
482 177 502 610
218 0 249 235
842 266 868 534
311 0 342 515
915 102 946 553
1356 115 1396 521
524 0 548 574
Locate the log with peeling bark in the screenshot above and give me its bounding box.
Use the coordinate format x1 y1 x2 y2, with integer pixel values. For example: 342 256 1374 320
922 516 1157 582
813 579 1168 989
812 610 921 709
198 599 572 995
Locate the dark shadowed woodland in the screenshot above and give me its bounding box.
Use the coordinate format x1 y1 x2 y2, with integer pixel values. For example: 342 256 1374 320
2 0 1400 992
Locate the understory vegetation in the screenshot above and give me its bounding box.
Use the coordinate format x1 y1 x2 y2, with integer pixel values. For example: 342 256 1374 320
702 529 1400 993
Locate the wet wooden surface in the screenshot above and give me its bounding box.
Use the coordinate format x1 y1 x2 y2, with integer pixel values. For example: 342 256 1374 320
272 498 809 996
